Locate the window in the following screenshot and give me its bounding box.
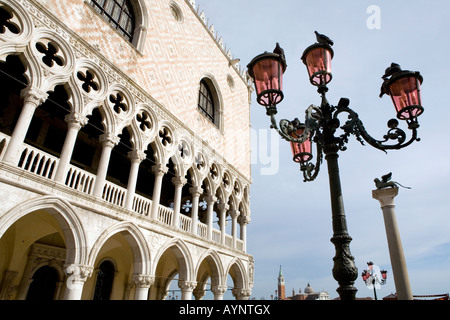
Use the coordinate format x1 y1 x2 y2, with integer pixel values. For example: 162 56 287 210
198 80 216 125
90 0 136 43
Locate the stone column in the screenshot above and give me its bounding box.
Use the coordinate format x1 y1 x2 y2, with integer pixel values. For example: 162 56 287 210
217 203 229 245
372 187 413 300
124 150 146 210
205 195 217 240
2 87 48 164
229 209 239 249
150 164 168 220
92 133 120 197
132 274 154 300
211 285 227 300
178 280 197 300
232 288 251 300
62 264 93 300
239 215 250 253
189 186 203 236
172 176 187 228
54 113 88 183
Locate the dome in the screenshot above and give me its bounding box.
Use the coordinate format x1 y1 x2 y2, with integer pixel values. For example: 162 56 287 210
304 283 314 294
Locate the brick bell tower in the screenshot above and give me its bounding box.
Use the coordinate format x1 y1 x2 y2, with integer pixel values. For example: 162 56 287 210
277 265 286 300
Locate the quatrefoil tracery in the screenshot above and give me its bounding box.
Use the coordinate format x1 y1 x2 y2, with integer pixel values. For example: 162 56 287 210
77 70 99 94
109 92 128 114
0 6 20 35
36 41 64 68
136 111 152 132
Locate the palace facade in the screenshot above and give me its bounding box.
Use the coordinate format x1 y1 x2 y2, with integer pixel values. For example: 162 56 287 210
0 0 253 300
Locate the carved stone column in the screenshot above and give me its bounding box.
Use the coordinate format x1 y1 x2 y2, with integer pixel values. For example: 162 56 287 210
232 288 251 300
178 280 197 300
124 150 146 210
217 203 229 244
54 112 88 182
132 274 154 300
189 186 203 236
2 87 48 164
211 284 227 300
92 133 120 197
229 209 239 249
205 195 217 240
62 264 93 300
150 164 168 219
238 215 250 253
172 176 187 228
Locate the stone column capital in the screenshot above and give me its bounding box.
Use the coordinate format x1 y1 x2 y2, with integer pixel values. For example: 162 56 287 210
65 112 89 128
178 280 197 291
372 187 399 207
127 150 146 162
172 176 187 187
152 164 168 175
64 264 93 283
189 186 203 197
132 274 155 288
99 132 120 148
20 87 48 106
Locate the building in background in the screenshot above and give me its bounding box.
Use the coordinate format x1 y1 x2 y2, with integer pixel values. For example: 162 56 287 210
0 0 253 300
276 266 330 300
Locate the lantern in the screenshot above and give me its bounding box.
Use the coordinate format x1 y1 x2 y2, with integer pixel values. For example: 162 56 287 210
301 43 334 86
290 127 312 163
247 45 287 107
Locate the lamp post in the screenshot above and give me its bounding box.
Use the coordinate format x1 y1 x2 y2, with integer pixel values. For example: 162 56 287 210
247 32 424 300
361 261 388 300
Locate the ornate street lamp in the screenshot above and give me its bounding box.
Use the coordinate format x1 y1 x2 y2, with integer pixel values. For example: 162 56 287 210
247 32 423 300
362 261 388 300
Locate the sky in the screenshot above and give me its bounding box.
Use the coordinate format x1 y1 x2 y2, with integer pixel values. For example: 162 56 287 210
196 0 450 300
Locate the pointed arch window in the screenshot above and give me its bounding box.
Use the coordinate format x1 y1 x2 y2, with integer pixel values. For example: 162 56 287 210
90 0 136 43
198 79 221 128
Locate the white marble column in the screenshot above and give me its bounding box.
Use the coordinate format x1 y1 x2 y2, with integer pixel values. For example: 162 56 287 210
372 187 413 300
189 186 203 236
54 113 88 183
2 87 48 164
124 150 146 210
205 195 217 240
211 284 227 300
150 164 168 220
62 264 93 300
229 209 239 249
132 274 154 300
178 280 197 300
232 288 251 300
239 215 250 253
217 203 229 245
172 176 187 228
92 133 120 197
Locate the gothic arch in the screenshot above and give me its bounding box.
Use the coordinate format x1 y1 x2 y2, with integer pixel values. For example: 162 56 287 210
226 258 248 291
0 195 88 266
152 238 194 282
87 221 151 275
195 249 224 287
